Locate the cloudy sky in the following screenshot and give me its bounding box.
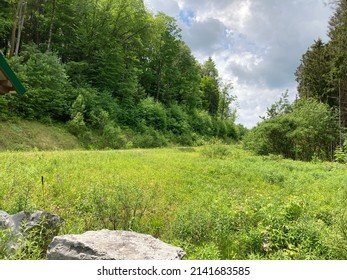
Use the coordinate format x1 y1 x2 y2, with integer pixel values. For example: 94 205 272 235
144 0 334 128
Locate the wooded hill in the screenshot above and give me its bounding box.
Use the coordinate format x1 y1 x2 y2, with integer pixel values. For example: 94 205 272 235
0 0 242 149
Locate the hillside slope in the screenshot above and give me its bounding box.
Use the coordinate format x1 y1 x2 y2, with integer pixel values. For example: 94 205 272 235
0 120 81 151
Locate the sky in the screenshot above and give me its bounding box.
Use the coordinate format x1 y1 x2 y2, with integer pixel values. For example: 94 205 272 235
144 0 335 128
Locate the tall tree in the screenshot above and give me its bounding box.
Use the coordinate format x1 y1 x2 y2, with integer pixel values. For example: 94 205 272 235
0 0 13 53
218 81 235 119
200 57 221 116
200 76 220 116
295 39 332 105
46 0 56 52
10 0 27 57
327 0 347 129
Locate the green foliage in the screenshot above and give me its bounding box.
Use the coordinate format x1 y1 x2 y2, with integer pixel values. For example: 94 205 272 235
0 221 59 260
0 1 239 145
295 39 332 105
138 97 167 131
1 146 347 259
295 2 347 129
244 99 338 161
133 127 168 148
101 122 127 149
67 112 87 136
166 104 190 135
87 184 155 231
334 146 347 163
6 46 72 121
200 76 220 116
200 143 230 159
189 109 213 136
0 0 12 48
262 90 293 119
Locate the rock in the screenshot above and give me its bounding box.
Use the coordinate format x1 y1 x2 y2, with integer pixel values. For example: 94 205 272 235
47 230 185 260
0 210 62 253
0 211 9 228
0 210 62 236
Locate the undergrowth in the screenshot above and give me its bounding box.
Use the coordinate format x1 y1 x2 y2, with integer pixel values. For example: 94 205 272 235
0 145 346 259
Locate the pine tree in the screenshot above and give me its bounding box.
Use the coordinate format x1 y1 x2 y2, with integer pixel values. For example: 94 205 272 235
327 0 347 129
295 39 332 105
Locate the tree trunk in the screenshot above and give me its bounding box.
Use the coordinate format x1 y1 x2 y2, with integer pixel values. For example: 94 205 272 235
10 0 22 57
14 0 27 56
47 0 57 52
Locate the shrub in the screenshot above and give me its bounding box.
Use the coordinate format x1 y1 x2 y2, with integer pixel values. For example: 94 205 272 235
244 99 338 161
189 109 213 136
102 123 127 149
133 127 167 148
200 143 230 159
334 146 346 163
166 104 190 135
90 184 154 231
67 112 87 136
7 45 72 122
138 98 167 131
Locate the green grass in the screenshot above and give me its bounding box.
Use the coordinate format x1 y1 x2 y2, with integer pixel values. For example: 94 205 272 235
0 120 81 151
1 145 347 260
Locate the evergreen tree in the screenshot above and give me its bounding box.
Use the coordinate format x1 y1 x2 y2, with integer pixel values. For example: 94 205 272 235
295 39 332 105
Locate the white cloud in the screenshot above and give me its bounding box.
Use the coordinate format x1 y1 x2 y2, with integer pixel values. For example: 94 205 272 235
144 0 180 16
145 0 334 128
181 18 226 55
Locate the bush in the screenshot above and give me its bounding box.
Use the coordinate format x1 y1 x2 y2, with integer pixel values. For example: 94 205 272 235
189 109 213 136
244 99 338 161
334 147 346 163
138 98 167 131
89 184 154 231
166 104 190 135
7 45 72 122
133 127 167 148
67 112 87 136
200 143 230 159
102 122 127 149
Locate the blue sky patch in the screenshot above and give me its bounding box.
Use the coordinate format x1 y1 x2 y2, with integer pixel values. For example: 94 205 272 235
178 9 195 26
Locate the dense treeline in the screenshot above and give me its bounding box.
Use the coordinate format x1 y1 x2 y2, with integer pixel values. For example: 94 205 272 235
295 0 347 130
245 0 347 162
0 0 241 149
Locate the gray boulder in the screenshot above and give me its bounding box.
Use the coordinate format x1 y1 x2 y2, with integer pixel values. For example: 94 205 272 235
0 211 9 229
0 210 62 253
47 230 185 260
0 211 62 235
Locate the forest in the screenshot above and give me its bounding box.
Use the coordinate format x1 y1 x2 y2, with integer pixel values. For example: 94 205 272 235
0 0 346 162
0 0 243 149
1 0 347 261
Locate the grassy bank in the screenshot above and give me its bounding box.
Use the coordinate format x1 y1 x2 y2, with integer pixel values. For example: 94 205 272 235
0 145 346 259
0 120 81 151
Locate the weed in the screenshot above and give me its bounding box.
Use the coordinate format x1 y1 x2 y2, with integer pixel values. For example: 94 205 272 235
0 146 346 259
334 146 346 163
200 144 230 159
0 216 60 260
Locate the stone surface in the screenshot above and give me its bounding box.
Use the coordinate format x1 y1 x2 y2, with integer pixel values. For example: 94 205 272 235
0 210 9 229
0 210 62 252
0 210 62 235
47 230 185 260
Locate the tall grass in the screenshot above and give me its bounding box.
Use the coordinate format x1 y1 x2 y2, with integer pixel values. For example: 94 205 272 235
0 145 346 259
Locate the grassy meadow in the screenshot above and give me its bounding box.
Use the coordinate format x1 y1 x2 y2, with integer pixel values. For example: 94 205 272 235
0 144 347 260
